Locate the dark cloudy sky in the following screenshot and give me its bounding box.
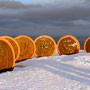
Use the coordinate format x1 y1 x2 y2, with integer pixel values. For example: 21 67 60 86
0 0 90 37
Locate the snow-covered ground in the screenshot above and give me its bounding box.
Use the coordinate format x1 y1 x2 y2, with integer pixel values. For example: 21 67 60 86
0 50 90 90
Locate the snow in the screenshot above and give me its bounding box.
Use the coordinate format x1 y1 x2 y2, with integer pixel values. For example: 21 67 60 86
0 50 90 90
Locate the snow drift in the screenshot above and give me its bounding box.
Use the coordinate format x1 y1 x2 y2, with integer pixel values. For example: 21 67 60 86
0 51 90 90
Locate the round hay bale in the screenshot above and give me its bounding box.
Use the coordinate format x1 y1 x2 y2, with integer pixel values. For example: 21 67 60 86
84 37 90 53
34 35 56 57
0 38 15 72
57 35 80 55
1 36 20 60
14 35 35 61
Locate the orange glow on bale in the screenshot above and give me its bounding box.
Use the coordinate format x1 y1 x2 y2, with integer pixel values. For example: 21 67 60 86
84 37 90 53
34 35 56 57
0 38 15 72
14 35 35 61
57 35 80 55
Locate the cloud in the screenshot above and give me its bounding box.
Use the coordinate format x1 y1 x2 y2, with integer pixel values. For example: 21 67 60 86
73 20 90 25
85 0 90 4
0 2 90 36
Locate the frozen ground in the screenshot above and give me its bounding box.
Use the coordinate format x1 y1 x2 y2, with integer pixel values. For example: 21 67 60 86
0 50 90 90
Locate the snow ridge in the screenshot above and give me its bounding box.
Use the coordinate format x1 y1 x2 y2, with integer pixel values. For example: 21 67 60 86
0 51 90 90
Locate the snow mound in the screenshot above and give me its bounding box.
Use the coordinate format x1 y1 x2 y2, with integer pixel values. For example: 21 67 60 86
0 51 90 90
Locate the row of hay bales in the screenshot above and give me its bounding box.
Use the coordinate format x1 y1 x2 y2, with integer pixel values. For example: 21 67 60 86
0 35 90 73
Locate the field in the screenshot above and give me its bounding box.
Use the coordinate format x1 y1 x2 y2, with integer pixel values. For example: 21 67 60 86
0 51 90 90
